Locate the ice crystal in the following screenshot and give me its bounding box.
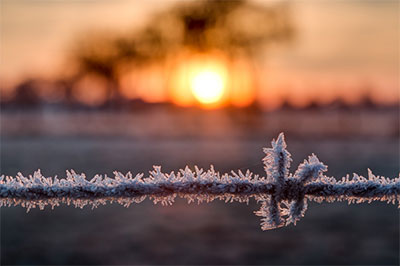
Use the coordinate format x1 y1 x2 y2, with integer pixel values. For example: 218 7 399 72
1 133 399 230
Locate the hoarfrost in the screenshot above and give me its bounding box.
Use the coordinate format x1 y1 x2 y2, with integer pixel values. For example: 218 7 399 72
1 133 399 230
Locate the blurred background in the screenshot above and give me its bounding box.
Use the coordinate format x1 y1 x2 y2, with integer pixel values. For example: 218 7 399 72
0 0 399 265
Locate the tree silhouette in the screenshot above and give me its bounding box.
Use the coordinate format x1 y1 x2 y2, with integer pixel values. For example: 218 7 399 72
69 0 295 106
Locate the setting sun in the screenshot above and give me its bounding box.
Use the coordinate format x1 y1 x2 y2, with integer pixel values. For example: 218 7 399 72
168 51 230 108
190 70 225 104
168 51 256 108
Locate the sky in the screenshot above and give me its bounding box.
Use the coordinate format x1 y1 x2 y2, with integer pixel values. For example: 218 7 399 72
264 0 399 107
0 0 399 106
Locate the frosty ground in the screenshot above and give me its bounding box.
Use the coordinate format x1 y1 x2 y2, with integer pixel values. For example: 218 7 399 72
1 108 398 265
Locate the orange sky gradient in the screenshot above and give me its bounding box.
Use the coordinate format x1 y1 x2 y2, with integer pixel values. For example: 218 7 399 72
0 0 399 109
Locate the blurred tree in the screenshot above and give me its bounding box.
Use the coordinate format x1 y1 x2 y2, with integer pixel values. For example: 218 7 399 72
69 0 295 106
13 79 41 108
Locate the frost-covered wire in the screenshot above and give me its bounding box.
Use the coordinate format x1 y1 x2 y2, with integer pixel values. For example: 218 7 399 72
1 133 399 230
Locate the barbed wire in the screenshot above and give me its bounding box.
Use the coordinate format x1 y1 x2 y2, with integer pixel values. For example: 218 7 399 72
1 133 399 230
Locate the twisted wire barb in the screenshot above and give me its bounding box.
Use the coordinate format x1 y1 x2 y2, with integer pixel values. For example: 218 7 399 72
1 133 399 230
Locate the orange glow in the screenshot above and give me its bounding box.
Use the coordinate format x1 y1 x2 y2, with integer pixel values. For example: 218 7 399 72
168 51 256 109
168 59 196 107
119 65 167 103
72 75 109 106
191 70 225 104
229 59 256 107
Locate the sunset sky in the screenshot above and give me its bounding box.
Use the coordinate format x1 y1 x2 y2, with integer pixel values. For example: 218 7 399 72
1 0 398 108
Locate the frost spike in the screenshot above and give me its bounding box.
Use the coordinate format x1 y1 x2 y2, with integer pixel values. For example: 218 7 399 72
259 133 292 229
0 134 399 231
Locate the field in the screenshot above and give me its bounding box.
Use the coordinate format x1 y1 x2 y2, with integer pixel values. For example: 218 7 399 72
1 108 399 265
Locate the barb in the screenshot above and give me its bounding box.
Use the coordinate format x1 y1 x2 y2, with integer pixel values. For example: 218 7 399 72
1 133 399 230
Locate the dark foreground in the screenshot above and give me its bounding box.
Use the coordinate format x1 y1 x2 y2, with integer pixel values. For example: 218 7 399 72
1 109 399 265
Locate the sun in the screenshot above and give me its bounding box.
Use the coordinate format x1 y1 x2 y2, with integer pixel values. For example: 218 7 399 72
190 70 225 104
